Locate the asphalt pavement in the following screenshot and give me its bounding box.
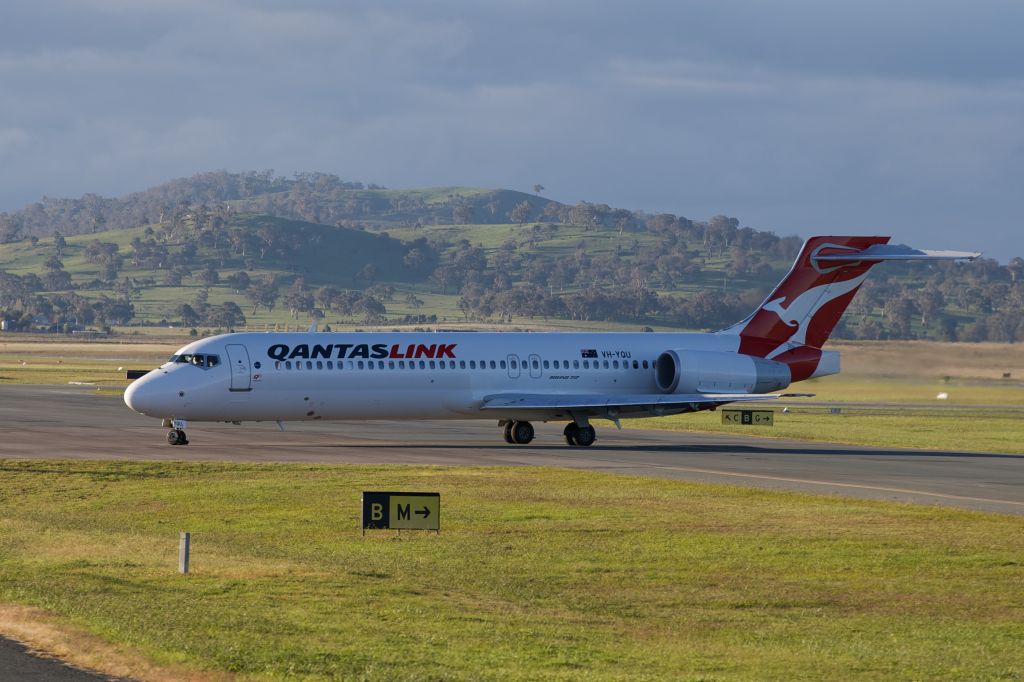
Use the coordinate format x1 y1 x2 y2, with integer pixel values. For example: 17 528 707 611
0 636 124 681
1 384 1022 515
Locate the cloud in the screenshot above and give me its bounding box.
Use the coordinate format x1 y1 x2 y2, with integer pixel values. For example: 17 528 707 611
0 1 1020 256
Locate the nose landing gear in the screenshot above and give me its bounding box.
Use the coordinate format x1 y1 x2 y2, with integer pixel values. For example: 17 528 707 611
167 429 188 446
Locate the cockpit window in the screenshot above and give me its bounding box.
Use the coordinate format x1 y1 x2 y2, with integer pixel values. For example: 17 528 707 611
172 353 220 369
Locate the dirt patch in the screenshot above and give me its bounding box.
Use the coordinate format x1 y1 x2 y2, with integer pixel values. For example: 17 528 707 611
830 341 1024 380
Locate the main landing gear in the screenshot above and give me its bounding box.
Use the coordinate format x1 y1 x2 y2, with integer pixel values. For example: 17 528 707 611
503 420 535 445
564 422 596 447
167 429 188 445
499 420 597 447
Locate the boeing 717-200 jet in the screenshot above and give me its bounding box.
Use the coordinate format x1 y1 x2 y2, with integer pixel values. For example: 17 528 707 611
124 236 978 446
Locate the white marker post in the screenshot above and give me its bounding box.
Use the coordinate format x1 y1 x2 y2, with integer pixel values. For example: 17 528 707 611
179 532 191 575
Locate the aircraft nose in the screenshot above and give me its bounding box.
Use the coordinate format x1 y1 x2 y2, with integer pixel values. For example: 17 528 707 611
124 373 170 417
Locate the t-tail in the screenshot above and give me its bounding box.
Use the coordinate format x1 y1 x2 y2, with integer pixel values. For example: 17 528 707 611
718 236 980 381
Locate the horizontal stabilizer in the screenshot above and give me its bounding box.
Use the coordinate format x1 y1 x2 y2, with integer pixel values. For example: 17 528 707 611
813 243 980 263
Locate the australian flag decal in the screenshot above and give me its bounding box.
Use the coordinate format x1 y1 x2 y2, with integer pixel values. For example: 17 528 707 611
580 349 598 358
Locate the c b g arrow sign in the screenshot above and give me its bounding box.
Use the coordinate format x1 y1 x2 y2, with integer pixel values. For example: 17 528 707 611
362 492 440 531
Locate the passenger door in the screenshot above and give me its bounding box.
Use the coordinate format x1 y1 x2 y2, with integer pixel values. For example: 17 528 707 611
225 344 252 391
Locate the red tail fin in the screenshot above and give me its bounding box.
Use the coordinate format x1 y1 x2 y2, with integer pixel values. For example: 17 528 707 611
721 236 891 358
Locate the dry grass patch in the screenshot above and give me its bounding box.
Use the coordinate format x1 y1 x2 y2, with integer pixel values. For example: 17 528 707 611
0 603 232 682
831 340 1024 380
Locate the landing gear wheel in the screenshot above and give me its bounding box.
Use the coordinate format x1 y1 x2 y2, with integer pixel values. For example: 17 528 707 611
167 429 188 445
563 423 579 446
563 423 595 447
510 421 535 445
574 425 596 447
503 422 515 444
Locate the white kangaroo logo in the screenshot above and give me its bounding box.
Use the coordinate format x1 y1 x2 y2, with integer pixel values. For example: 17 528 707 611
762 272 869 357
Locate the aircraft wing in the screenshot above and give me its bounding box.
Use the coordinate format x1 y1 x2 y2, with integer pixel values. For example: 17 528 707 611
480 392 811 414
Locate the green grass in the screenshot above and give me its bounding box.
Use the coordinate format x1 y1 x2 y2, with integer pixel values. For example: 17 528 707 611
633 407 1024 454
0 461 1021 680
630 372 1024 454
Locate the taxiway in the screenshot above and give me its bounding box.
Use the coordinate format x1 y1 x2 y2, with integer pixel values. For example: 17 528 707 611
1 384 1021 515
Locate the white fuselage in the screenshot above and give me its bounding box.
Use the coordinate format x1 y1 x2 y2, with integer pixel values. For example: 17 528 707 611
124 330 788 424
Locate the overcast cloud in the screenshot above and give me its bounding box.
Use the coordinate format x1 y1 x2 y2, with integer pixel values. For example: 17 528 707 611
1 0 1021 256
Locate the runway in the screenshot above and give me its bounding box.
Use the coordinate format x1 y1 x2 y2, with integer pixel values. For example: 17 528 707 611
2 384 1023 515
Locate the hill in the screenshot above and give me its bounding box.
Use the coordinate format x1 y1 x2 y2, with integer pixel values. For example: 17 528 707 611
0 170 552 240
0 170 1021 342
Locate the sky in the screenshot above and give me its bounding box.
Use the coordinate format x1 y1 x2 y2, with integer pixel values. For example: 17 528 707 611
1 0 1021 258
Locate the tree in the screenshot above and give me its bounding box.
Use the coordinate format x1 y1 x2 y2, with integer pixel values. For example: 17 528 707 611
315 285 339 311
989 311 1022 344
96 297 134 325
225 271 250 292
404 291 424 308
403 248 428 270
912 288 944 326
44 270 73 291
1008 257 1024 284
163 269 184 286
0 214 24 243
204 301 246 329
939 314 959 342
360 296 386 323
452 198 474 225
175 303 201 327
84 241 119 265
858 319 884 340
245 277 279 314
883 296 916 339
100 261 120 283
510 201 532 227
430 265 462 295
283 279 314 319
533 184 544 195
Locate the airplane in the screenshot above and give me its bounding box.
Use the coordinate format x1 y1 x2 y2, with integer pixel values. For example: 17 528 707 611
124 235 979 446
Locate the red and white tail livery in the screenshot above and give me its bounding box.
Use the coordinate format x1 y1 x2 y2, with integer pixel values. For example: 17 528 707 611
720 236 976 380
125 235 979 447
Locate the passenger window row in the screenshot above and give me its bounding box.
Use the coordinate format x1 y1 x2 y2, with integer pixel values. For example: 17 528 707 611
270 358 652 371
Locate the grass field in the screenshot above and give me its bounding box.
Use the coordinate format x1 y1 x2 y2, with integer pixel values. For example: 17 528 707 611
0 340 168 387
0 461 1021 681
634 404 1024 454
